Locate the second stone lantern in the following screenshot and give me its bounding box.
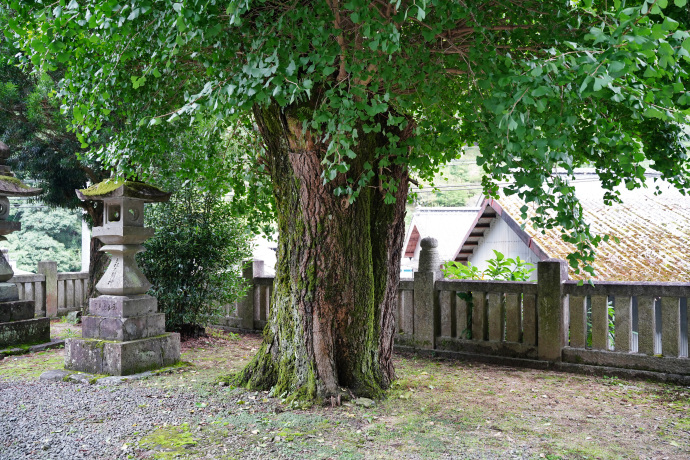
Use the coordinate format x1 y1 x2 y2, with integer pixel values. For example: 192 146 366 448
65 180 180 375
0 140 48 348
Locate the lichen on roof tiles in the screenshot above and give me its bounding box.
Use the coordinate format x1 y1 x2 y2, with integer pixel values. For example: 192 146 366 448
499 180 690 282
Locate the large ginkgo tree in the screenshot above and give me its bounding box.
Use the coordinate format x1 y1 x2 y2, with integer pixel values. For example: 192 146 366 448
7 0 689 401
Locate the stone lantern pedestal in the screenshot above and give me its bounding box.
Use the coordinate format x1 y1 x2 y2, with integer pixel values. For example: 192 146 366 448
0 141 49 348
65 180 180 375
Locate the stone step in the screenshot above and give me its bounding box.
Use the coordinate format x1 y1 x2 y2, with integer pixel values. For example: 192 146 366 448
64 332 180 376
0 317 50 348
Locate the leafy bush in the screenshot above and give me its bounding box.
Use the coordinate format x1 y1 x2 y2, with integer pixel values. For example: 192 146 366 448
138 186 252 334
441 250 535 339
442 250 535 281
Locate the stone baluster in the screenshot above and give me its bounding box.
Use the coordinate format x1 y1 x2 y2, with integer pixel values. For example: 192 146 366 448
537 259 568 361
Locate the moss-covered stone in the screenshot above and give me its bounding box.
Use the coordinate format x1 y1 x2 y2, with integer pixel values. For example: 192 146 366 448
65 333 180 376
0 175 29 189
0 317 51 348
0 175 42 196
77 179 170 202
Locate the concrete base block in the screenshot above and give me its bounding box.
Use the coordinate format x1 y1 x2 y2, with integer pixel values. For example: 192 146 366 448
0 300 35 322
82 313 166 341
0 283 19 302
0 317 51 347
88 295 158 318
64 332 180 376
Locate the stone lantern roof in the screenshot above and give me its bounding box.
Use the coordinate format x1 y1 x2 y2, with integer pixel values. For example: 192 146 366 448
0 141 42 197
76 179 170 202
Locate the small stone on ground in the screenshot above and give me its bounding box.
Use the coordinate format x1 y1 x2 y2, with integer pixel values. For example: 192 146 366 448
66 311 81 324
352 397 375 408
38 369 71 382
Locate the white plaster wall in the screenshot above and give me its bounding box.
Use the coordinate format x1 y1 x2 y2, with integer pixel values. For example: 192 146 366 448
468 218 540 280
252 234 277 276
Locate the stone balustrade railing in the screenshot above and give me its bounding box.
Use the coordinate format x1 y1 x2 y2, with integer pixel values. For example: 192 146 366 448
563 281 689 375
218 260 273 331
8 261 88 318
217 250 689 384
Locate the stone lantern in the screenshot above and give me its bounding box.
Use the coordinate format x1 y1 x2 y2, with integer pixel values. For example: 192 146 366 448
0 141 49 348
65 180 180 375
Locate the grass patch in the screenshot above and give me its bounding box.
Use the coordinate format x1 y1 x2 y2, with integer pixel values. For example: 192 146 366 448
0 349 64 380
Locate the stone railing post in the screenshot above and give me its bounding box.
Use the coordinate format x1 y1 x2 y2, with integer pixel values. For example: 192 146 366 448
238 260 263 331
37 261 58 318
413 237 441 350
537 258 568 361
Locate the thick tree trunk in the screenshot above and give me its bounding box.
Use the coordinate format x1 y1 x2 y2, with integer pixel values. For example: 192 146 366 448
236 101 409 401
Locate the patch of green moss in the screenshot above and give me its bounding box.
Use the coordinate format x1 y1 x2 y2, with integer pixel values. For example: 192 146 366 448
79 179 165 197
281 362 320 408
138 423 197 459
234 339 278 390
0 350 64 381
159 360 192 371
78 178 126 196
87 373 109 384
0 175 30 189
0 338 52 355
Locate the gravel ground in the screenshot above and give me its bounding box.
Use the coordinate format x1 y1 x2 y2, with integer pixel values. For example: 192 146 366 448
0 377 540 460
2 332 687 460
0 380 203 460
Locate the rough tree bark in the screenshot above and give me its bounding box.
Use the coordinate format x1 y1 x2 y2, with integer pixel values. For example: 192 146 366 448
236 100 410 401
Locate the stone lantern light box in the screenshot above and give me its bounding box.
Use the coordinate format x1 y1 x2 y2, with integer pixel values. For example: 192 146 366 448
65 180 180 375
92 187 152 296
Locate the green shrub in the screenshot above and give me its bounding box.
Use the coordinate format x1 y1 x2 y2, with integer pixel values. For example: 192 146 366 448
138 186 252 334
441 250 535 339
442 250 535 281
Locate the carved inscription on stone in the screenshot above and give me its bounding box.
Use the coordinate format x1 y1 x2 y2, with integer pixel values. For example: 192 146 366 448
107 258 120 286
96 299 116 312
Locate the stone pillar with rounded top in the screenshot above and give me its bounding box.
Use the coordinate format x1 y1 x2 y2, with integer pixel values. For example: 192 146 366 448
413 237 440 349
65 179 180 375
0 141 50 347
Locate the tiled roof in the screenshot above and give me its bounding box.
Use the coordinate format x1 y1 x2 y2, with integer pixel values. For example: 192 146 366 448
498 180 690 281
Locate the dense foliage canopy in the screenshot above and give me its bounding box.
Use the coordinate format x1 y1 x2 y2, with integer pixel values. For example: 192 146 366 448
2 4 108 293
1 5 107 218
5 205 82 272
6 0 690 273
